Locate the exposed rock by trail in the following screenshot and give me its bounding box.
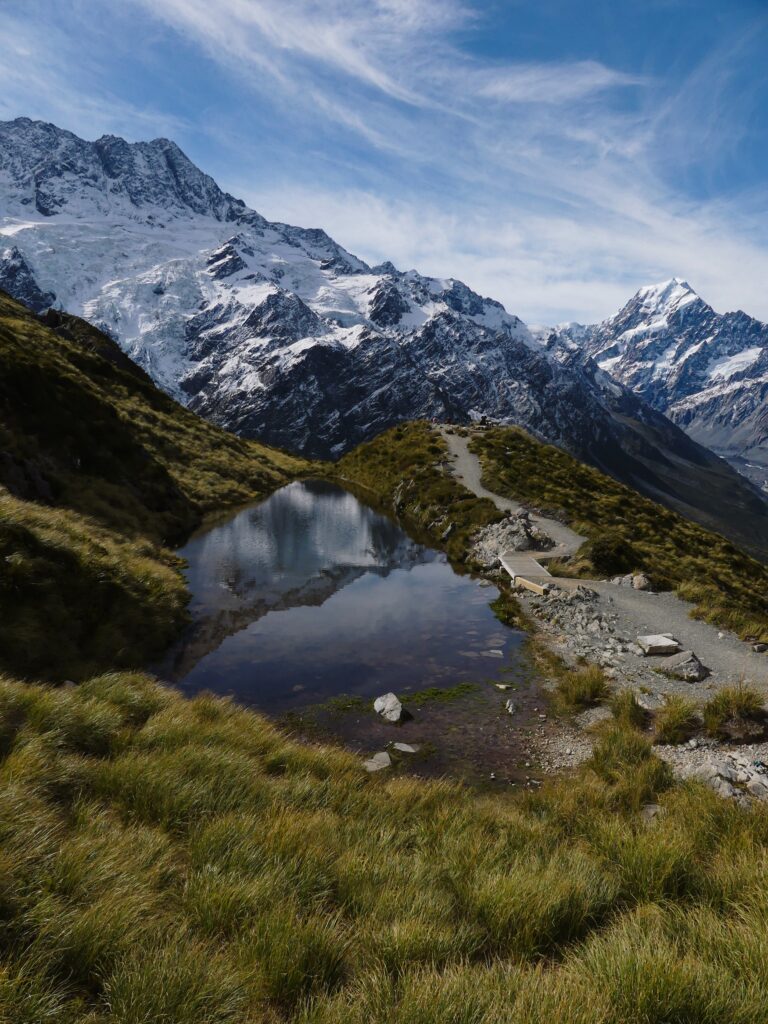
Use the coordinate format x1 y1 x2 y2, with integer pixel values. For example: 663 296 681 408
658 745 768 805
610 573 651 590
658 650 710 682
637 634 681 656
470 513 554 569
518 580 768 698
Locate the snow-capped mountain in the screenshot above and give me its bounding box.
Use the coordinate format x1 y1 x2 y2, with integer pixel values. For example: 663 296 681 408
2 117 768 556
550 279 768 488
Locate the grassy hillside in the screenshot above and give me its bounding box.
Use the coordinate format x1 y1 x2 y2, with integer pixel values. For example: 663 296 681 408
1 671 768 1023
0 292 311 679
337 421 501 564
7 317 768 1023
471 426 768 639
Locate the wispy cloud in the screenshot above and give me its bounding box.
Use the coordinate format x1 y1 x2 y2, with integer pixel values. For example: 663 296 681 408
246 182 768 325
2 0 767 324
472 61 645 105
0 7 190 141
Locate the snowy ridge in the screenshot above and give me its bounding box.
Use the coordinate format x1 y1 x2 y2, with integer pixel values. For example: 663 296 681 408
549 278 768 487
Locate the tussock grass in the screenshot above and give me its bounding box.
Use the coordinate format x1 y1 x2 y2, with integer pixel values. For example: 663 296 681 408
471 426 768 641
3 673 768 1021
703 685 766 738
555 664 609 711
654 695 699 745
588 725 673 811
609 689 646 730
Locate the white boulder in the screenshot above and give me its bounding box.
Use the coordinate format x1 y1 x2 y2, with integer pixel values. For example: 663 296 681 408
373 692 404 723
393 742 419 754
363 751 392 773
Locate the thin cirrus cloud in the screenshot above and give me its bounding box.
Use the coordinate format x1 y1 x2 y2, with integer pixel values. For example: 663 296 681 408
129 0 768 322
0 9 190 143
1 0 767 324
471 61 646 105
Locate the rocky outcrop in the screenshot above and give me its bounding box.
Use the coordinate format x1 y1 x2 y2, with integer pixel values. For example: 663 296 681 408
471 512 554 568
0 246 54 313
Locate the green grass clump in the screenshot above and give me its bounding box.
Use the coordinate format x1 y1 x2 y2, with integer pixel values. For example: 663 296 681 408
588 724 673 811
2 674 768 1021
654 695 699 745
556 665 609 711
471 426 768 641
703 685 766 738
404 683 481 705
610 689 646 730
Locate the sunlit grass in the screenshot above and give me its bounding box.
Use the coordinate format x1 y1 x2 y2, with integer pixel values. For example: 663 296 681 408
703 685 766 738
555 665 609 711
654 695 700 745
1 672 768 1021
471 426 768 641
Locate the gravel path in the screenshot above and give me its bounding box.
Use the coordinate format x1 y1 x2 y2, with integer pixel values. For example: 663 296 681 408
441 425 768 691
440 427 585 559
591 583 768 690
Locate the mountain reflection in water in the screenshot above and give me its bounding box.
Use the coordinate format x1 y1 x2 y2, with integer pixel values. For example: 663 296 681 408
165 480 523 711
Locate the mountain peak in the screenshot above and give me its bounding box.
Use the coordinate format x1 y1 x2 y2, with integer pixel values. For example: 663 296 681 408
632 277 700 315
0 117 240 223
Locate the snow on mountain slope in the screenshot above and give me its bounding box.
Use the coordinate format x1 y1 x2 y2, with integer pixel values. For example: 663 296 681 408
2 117 768 556
551 278 768 489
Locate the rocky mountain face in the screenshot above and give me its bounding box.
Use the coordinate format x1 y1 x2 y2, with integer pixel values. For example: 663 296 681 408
550 279 768 489
2 117 768 555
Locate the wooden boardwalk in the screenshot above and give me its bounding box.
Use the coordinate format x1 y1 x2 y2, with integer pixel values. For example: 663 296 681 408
499 551 584 595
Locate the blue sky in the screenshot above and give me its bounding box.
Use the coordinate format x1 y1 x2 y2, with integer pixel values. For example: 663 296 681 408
1 0 767 323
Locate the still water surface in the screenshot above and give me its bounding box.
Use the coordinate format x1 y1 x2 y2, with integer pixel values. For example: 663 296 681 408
168 480 524 712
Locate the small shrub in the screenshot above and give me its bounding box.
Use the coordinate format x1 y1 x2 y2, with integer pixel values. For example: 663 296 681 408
654 695 699 745
588 532 637 576
703 685 765 738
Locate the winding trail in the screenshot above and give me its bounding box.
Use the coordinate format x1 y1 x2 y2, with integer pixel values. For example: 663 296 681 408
440 426 768 690
440 428 585 561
